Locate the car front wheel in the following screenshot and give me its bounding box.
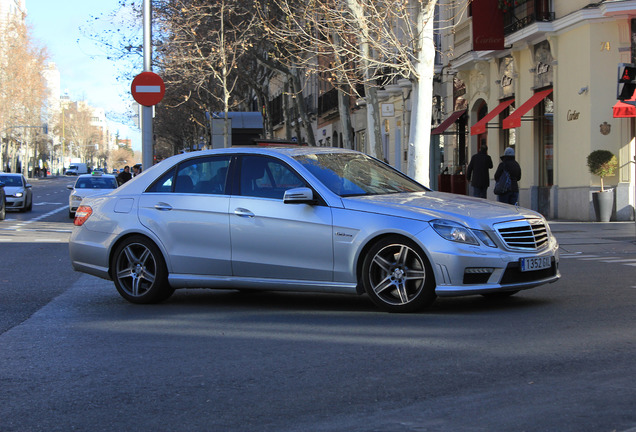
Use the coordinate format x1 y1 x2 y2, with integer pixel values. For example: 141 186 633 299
361 236 436 313
111 236 174 304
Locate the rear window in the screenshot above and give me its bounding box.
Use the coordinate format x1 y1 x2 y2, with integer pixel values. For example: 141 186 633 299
75 177 117 189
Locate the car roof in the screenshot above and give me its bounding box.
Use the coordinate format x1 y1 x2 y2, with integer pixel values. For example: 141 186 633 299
77 173 116 179
0 172 23 177
166 146 358 163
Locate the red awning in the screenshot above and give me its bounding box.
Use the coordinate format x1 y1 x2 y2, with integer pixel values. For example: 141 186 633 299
502 88 553 129
613 91 636 118
470 99 515 136
431 110 466 135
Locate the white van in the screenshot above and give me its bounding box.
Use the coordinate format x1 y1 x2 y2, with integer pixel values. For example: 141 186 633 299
66 163 89 176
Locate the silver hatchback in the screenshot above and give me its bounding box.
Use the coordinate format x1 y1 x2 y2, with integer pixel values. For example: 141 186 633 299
0 173 32 212
69 147 560 312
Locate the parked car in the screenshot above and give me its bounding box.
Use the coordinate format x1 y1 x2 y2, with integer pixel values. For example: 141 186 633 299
67 172 118 218
0 180 5 220
69 147 560 312
0 173 32 212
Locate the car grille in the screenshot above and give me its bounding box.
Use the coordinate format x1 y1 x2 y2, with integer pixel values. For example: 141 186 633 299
495 219 549 251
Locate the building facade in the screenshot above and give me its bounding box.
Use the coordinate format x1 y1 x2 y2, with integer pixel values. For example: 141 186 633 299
438 0 636 221
264 1 635 221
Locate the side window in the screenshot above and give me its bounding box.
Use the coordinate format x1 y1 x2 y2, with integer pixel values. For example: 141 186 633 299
146 156 231 194
147 168 176 193
240 156 305 199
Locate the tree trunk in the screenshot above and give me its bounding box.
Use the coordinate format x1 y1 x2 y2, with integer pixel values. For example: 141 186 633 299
408 2 435 186
337 90 354 149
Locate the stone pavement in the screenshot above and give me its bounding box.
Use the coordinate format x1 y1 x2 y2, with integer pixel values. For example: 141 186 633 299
549 221 636 255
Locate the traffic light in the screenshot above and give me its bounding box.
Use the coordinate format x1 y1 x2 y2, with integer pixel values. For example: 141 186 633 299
617 63 636 100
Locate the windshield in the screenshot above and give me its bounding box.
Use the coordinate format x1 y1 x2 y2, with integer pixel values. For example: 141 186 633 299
75 177 117 189
293 152 427 197
0 175 23 187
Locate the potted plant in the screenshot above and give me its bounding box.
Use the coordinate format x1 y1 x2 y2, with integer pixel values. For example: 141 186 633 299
586 149 618 222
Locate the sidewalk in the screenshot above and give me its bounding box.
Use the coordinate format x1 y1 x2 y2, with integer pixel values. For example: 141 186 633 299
549 221 636 255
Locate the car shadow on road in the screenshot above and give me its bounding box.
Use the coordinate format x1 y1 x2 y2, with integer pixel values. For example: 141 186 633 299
144 288 554 315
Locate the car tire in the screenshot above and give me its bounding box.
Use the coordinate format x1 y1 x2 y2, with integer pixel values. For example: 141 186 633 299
0 203 5 221
26 198 32 212
111 235 174 304
69 210 75 219
361 236 436 313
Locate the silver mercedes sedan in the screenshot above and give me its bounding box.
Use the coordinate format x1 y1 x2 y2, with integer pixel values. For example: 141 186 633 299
69 147 560 312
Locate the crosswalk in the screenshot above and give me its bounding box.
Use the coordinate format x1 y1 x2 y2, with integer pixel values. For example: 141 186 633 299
559 252 636 267
0 220 72 243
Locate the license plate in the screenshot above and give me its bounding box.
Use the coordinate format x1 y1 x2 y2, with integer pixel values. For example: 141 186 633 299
520 256 552 272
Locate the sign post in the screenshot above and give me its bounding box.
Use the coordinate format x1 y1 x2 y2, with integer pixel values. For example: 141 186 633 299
139 0 155 171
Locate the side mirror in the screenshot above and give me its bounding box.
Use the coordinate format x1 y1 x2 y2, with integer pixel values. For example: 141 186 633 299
283 187 315 204
67 184 74 190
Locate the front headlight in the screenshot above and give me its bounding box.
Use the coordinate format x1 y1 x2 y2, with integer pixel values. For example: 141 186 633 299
430 219 479 245
15 192 23 197
71 194 83 203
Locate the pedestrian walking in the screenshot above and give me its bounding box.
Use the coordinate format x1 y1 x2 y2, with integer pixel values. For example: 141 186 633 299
494 147 521 205
466 142 493 198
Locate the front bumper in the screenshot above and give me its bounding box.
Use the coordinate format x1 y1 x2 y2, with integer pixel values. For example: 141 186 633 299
419 230 560 297
5 197 26 209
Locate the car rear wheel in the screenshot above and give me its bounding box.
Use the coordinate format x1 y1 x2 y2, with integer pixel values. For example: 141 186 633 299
361 236 436 313
0 202 5 220
111 236 174 304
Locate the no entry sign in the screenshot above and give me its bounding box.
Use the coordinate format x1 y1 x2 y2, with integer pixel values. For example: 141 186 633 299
131 71 165 106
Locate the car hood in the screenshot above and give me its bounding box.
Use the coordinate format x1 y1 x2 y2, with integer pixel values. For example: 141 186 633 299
341 191 541 228
3 186 25 195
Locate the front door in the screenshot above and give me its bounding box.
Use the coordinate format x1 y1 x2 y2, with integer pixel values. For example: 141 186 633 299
230 155 334 282
536 92 554 216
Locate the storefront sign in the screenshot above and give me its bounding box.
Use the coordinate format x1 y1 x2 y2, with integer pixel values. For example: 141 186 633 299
498 56 515 100
471 0 505 50
567 109 580 121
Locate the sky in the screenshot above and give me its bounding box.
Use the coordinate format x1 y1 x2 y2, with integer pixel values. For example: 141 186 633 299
26 0 143 151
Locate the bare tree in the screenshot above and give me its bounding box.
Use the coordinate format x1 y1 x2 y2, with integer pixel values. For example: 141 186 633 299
153 0 261 147
260 0 440 183
51 102 102 167
0 19 48 174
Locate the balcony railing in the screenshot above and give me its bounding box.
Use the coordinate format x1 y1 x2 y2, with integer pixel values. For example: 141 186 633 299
503 0 554 36
318 88 338 116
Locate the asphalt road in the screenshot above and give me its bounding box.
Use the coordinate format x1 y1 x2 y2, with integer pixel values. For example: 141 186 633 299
1 177 636 432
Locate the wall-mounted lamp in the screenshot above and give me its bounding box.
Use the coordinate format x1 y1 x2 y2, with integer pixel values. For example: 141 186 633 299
578 86 589 95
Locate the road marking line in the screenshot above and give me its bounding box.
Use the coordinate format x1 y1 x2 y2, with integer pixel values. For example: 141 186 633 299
21 205 68 224
599 258 636 263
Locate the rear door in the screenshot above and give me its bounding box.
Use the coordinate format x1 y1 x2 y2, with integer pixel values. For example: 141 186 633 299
138 155 232 276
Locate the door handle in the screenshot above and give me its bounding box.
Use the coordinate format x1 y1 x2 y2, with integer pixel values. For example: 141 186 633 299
154 202 173 211
234 207 255 218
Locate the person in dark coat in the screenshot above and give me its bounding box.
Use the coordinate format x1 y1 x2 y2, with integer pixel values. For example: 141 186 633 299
494 147 522 205
466 143 493 198
117 166 132 186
